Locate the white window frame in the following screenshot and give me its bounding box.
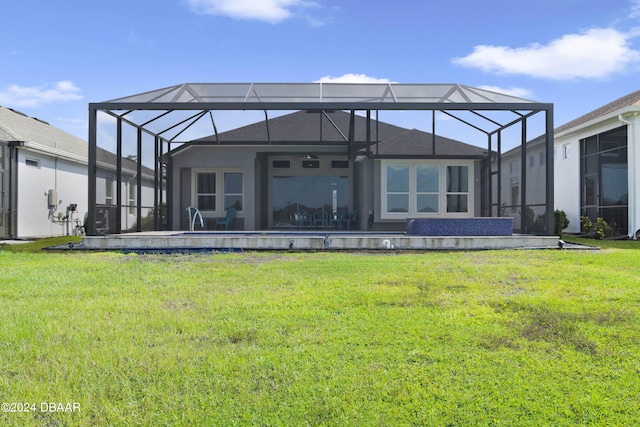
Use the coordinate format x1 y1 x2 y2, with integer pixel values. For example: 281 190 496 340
510 160 520 175
510 178 519 213
381 159 473 219
192 168 243 215
128 182 136 215
416 165 440 214
195 171 217 212
105 177 114 206
445 165 470 214
223 172 243 212
385 164 410 213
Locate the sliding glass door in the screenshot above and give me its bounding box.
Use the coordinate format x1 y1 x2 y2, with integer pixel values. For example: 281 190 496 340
272 175 348 228
580 126 628 234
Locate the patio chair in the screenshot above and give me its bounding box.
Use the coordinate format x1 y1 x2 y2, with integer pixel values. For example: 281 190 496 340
95 209 110 235
296 210 312 229
345 209 360 230
330 210 347 229
215 207 236 230
186 206 206 231
313 210 329 229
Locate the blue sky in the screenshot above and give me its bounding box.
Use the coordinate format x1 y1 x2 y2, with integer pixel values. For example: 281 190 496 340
2 0 640 142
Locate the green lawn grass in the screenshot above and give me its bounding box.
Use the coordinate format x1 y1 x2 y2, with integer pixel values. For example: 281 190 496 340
1 238 639 426
563 234 640 250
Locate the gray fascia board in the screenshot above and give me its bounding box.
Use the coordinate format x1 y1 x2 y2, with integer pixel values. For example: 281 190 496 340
370 154 487 160
169 141 348 151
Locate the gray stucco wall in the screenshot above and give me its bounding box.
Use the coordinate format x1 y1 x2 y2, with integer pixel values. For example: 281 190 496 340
171 146 257 230
170 145 486 232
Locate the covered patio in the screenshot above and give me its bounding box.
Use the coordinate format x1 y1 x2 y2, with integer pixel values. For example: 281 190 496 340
87 83 554 246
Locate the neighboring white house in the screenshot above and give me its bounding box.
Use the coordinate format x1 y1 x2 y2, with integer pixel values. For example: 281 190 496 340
501 90 639 237
554 90 640 237
0 106 89 239
0 106 155 239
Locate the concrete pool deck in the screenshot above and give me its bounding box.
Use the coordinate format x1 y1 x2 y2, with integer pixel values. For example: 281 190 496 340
81 230 562 251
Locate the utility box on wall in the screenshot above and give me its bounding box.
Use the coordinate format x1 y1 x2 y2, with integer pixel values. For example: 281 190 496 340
47 189 58 209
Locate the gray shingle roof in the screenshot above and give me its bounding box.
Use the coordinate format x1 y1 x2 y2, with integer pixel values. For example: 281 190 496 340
0 105 87 157
193 110 407 143
371 128 486 157
555 90 640 134
189 110 485 157
0 105 152 176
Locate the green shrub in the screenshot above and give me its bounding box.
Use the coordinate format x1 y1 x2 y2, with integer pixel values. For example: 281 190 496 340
554 210 569 237
580 215 617 239
581 216 593 233
522 208 569 236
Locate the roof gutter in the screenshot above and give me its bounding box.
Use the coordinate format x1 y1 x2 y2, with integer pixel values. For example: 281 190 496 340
9 140 87 164
7 141 24 238
556 106 639 139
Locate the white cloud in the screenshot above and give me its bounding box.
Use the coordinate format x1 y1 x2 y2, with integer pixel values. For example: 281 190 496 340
187 0 317 24
476 85 534 100
453 28 640 80
0 81 83 108
315 73 394 83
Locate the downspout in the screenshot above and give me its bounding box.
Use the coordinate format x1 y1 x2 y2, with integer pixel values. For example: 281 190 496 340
618 114 636 239
7 141 25 239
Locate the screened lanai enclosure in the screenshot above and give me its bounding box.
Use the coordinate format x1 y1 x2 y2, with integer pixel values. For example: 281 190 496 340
87 83 554 236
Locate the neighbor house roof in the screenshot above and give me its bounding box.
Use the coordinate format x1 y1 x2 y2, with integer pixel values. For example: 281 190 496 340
177 110 486 158
555 89 640 134
0 105 87 162
95 149 154 179
0 105 152 177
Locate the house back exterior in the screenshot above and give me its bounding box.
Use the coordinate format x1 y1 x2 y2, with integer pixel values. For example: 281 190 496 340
168 110 488 232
